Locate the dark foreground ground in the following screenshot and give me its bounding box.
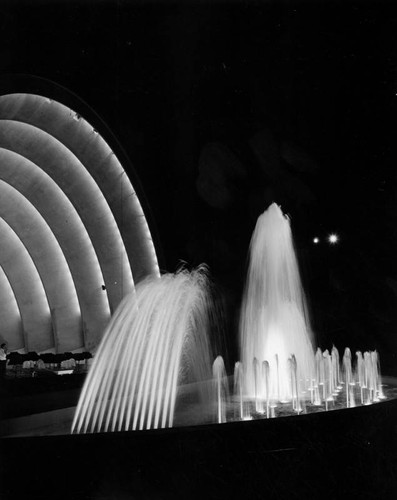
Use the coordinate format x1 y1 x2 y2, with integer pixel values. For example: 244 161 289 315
0 372 86 419
0 379 396 500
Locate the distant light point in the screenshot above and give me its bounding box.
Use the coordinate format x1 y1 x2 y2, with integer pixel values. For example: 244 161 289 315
313 237 320 244
328 233 339 244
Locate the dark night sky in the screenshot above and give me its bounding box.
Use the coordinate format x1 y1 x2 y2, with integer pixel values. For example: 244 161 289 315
1 0 397 373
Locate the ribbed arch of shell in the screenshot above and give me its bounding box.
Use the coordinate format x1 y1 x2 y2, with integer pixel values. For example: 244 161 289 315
0 217 52 352
0 265 24 350
0 180 82 352
0 92 159 352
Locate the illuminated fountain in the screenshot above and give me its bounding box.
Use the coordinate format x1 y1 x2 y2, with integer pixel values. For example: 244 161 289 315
239 203 315 405
233 203 387 419
1 202 393 443
0 207 394 500
72 266 215 433
70 203 391 435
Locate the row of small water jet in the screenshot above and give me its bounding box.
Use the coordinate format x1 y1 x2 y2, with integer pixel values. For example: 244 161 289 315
231 354 307 421
310 347 385 410
227 346 386 422
310 346 342 410
344 348 385 407
72 266 215 434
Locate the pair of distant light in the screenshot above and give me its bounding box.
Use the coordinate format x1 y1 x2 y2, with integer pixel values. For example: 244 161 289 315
313 234 339 245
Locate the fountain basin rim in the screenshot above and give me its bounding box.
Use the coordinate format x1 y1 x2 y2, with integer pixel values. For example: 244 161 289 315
77 393 397 437
2 382 397 441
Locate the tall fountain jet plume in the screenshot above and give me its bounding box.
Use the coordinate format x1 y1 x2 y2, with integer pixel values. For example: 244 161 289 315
240 203 315 403
72 266 214 434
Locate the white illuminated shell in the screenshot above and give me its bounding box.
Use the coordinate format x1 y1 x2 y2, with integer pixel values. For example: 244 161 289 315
0 93 159 353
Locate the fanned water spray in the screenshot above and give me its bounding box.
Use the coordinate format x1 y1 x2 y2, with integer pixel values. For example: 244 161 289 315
72 266 215 433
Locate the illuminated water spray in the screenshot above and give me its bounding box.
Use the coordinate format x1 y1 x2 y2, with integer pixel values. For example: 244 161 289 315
72 203 387 435
72 266 214 433
239 203 315 403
